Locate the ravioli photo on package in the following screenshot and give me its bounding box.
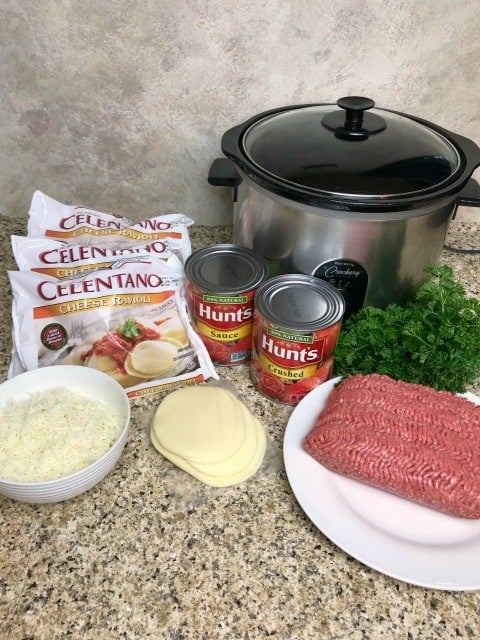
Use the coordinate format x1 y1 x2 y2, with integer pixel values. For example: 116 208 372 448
8 260 217 398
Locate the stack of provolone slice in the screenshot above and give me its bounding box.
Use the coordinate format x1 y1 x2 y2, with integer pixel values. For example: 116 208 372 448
150 386 267 487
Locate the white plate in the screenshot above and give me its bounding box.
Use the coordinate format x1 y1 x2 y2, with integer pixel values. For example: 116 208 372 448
283 376 480 591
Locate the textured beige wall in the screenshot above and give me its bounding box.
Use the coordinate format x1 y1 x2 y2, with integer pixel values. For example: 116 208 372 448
1 0 479 224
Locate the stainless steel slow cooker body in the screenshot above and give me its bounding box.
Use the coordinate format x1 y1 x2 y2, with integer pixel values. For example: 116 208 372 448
209 97 480 315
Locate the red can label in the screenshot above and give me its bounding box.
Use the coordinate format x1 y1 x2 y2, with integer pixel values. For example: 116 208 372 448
186 283 255 365
251 311 340 404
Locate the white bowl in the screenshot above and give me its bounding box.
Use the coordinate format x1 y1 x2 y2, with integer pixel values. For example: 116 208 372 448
0 365 131 503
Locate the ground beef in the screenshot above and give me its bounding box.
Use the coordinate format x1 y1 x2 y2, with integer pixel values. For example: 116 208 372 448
303 374 480 519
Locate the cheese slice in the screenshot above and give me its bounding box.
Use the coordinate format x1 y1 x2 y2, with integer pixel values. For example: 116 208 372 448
151 386 246 464
150 385 267 487
150 422 265 488
188 403 264 477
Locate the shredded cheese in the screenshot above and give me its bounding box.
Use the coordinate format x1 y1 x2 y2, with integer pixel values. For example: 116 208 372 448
0 386 124 482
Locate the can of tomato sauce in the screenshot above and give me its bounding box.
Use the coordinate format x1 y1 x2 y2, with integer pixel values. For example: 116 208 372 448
251 274 345 404
185 244 269 365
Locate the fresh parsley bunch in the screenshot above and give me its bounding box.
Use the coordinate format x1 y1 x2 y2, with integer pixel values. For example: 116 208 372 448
334 265 480 392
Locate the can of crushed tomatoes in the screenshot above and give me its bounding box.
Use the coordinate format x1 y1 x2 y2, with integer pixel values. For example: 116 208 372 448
251 274 345 404
185 244 269 365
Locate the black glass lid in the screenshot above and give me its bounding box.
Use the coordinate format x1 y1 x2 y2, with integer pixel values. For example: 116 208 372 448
240 97 461 200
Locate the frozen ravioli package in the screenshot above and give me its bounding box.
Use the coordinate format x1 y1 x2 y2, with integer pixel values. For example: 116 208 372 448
27 190 193 259
11 235 185 278
9 260 218 398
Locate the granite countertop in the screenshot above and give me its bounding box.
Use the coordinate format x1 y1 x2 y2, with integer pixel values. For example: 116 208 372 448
1 214 480 640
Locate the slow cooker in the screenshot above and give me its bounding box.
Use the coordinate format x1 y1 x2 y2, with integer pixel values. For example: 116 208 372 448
208 96 480 316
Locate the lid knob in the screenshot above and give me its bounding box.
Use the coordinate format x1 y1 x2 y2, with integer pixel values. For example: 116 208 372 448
337 96 374 131
322 96 386 140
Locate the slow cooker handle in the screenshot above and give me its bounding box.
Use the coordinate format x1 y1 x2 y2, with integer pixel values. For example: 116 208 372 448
208 157 241 202
458 177 480 207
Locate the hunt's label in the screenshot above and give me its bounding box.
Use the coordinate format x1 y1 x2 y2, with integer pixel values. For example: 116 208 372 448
257 323 326 377
250 311 340 404
186 284 256 365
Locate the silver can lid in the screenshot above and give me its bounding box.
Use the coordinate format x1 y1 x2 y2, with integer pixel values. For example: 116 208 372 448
254 274 345 331
185 244 269 295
